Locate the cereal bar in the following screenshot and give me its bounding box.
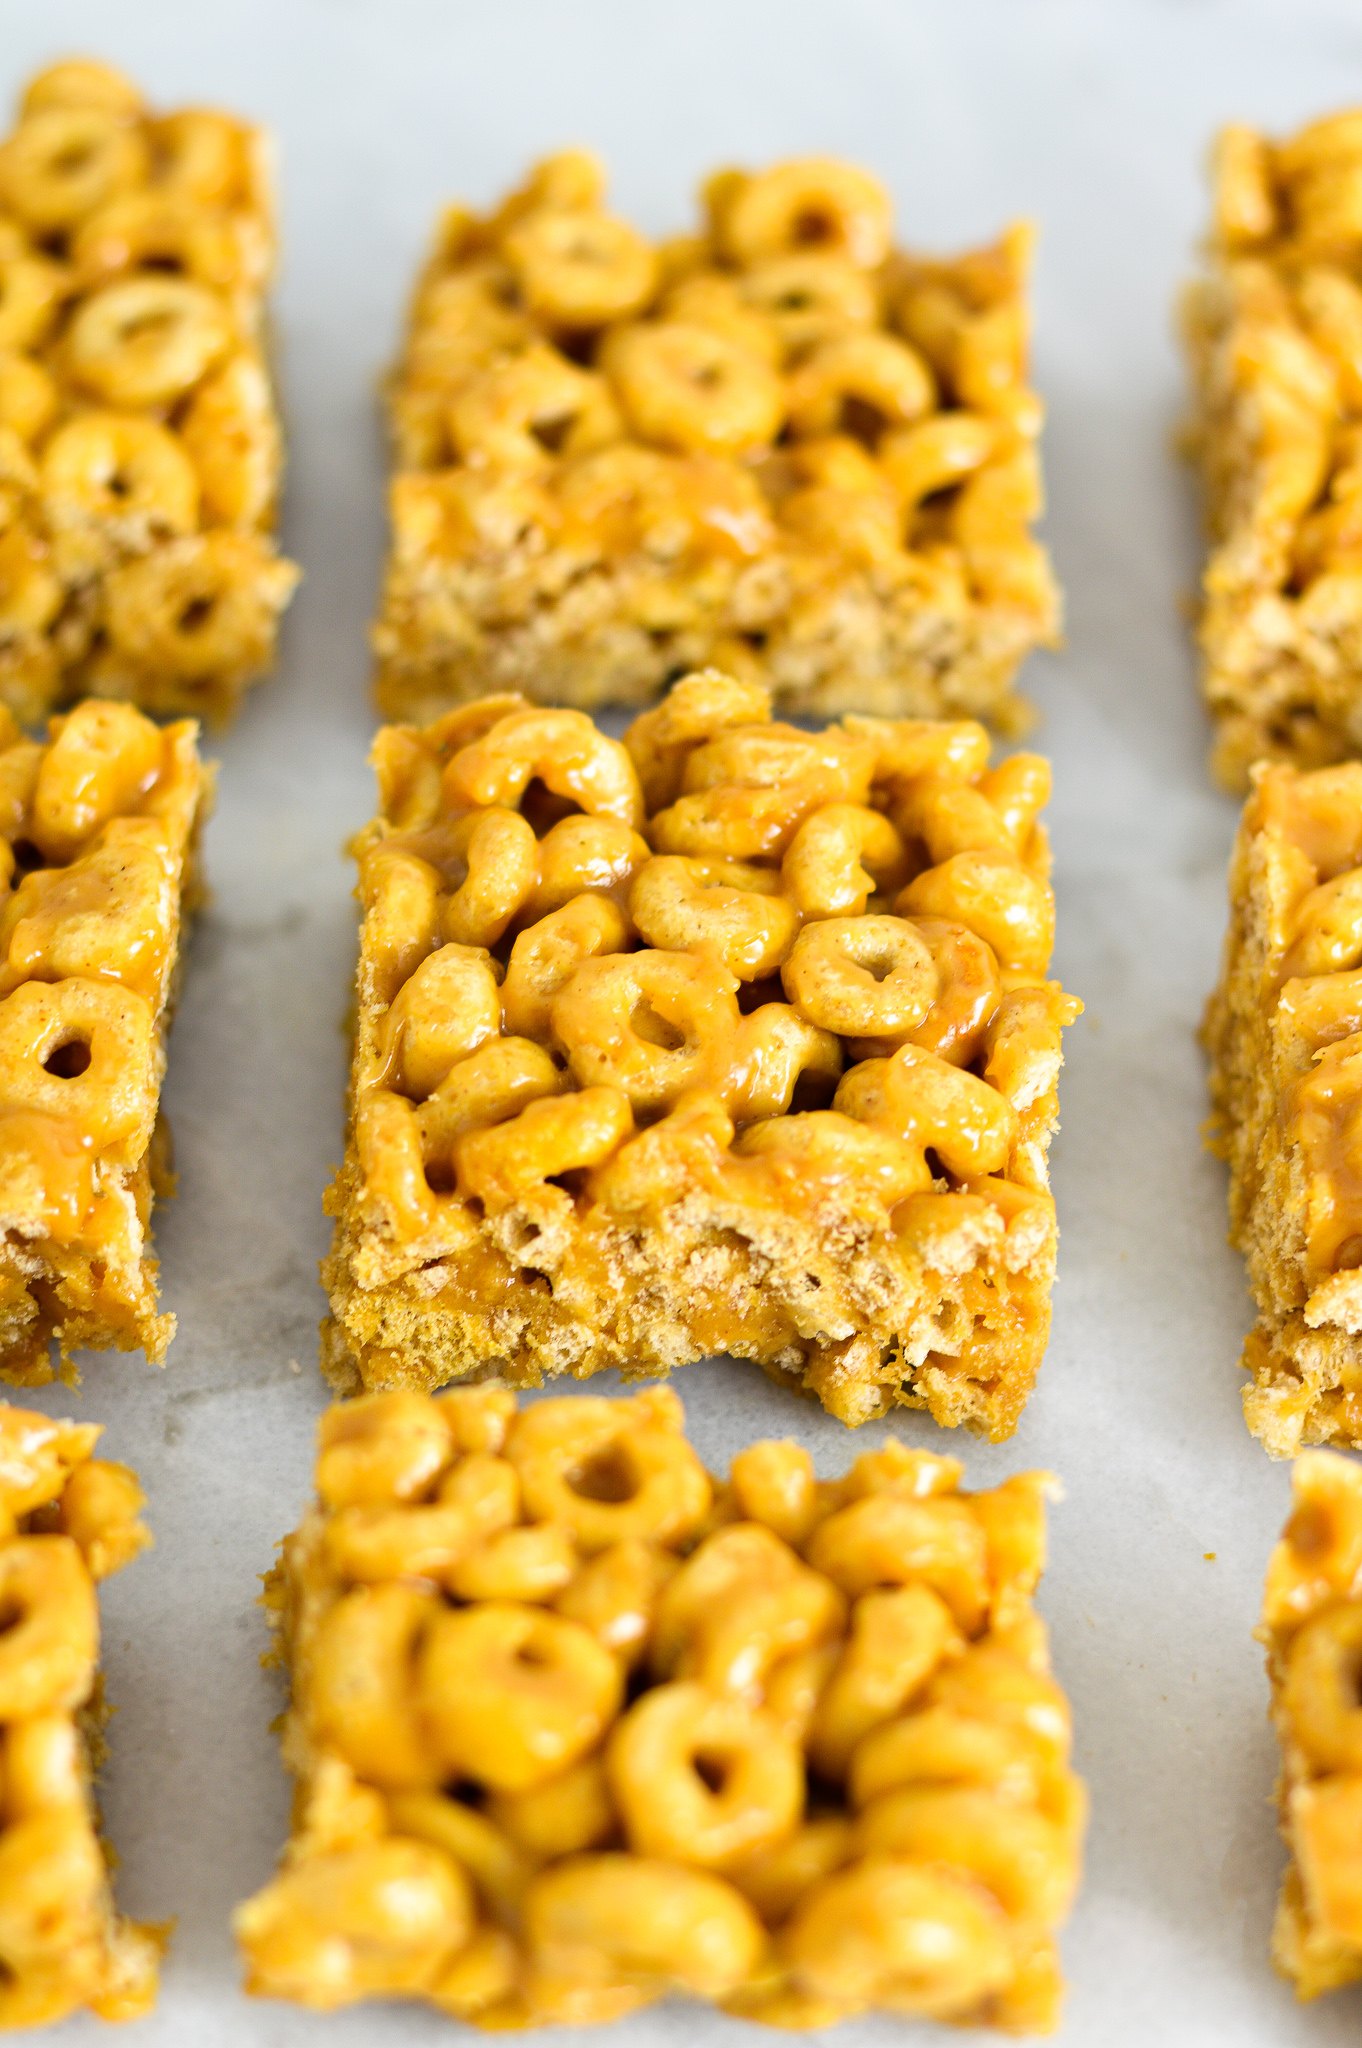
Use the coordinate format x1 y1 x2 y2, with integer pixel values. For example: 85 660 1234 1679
1206 758 1362 1453
1183 111 1362 790
0 698 210 1383
321 673 1079 1436
235 1385 1086 2030
373 151 1059 729
0 57 298 725
1259 1448 1362 1997
0 1400 162 2025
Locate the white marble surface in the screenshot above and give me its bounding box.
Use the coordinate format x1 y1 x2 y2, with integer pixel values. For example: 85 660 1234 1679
4 0 1362 2039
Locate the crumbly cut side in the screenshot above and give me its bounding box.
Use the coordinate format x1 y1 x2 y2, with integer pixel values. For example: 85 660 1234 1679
0 57 298 726
1259 1449 1362 1997
0 697 210 1383
236 1384 1086 2031
0 1400 163 2025
1183 110 1362 791
321 671 1079 1436
1205 758 1362 1453
373 150 1059 728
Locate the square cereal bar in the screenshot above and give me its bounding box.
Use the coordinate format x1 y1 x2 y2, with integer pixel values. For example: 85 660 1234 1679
0 58 298 725
373 150 1059 728
235 1385 1085 2030
1206 758 1362 1454
0 1400 162 2025
1260 1448 1362 1998
0 699 209 1383
321 672 1078 1437
1183 111 1362 791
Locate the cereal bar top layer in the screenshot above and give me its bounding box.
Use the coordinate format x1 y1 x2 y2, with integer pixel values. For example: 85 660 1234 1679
0 1399 161 2026
1260 1448 1362 1997
236 1385 1085 2031
1184 110 1362 790
374 150 1058 727
0 698 210 1385
1207 758 1362 1453
323 673 1079 1437
0 57 298 725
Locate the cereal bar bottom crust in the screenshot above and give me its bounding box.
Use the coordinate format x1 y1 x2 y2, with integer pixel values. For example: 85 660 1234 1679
1206 757 1362 1453
235 1384 1086 2031
1260 1450 1362 1998
374 150 1059 729
323 673 1078 1439
0 58 298 726
1183 111 1362 792
0 699 210 1384
0 1401 163 2025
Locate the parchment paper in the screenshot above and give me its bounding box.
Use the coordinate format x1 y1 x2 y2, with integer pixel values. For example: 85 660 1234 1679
3 2 1359 2039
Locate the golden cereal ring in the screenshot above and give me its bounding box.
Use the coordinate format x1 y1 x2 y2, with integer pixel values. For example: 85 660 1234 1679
551 948 740 1113
487 1754 616 1862
501 893 629 1042
554 1539 679 1669
0 1537 97 1718
455 1085 634 1207
53 1457 149 1580
0 109 149 234
316 1390 454 1509
0 1407 99 1517
808 1584 962 1781
782 804 909 919
102 530 298 684
179 352 280 529
897 848 1053 976
603 321 785 457
623 668 772 814
629 855 798 980
651 1522 846 1700
505 1394 712 1554
661 271 783 367
680 721 875 803
783 1855 1014 2019
925 1639 1071 1761
1282 1602 1362 1772
847 714 990 786
0 255 68 352
880 412 997 508
525 1854 765 2007
729 1110 923 1204
358 845 440 1007
504 206 658 327
444 707 644 829
833 1042 1016 1182
0 977 155 1152
0 526 62 638
449 343 621 474
447 1522 579 1604
854 1785 1077 1928
848 1706 1050 1811
418 1601 622 1793
729 1440 819 1548
40 410 200 536
152 110 254 208
726 1814 854 1927
441 808 538 946
0 350 57 445
378 943 502 1098
786 331 936 443
309 1581 443 1790
806 1492 990 1632
385 1788 534 1931
21 61 144 119
740 252 879 358
524 814 651 923
66 277 232 408
71 191 247 294
30 699 162 866
234 1839 474 2008
714 1003 843 1122
716 158 892 270
848 918 1001 1067
608 1681 804 1868
415 1038 566 1171
782 915 935 1036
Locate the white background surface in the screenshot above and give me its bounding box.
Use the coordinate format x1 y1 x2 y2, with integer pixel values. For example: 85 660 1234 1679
3 0 1360 2040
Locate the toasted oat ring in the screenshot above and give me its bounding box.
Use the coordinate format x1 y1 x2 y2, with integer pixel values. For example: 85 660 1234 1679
604 321 785 457
444 707 645 830
782 915 936 1037
416 1039 567 1173
66 276 232 408
607 1682 804 1869
30 699 163 863
103 532 295 682
897 848 1053 976
380 943 502 1099
440 808 538 947
741 252 879 358
151 110 251 206
525 814 651 923
504 1395 712 1555
0 527 61 637
661 271 784 367
849 918 1001 1066
71 191 243 293
0 1537 98 1719
786 331 936 444
419 1602 623 1793
716 158 892 270
0 257 67 353
552 948 740 1113
1283 1602 1362 1772
623 668 773 814
782 804 909 919
854 1785 1076 1929
0 977 155 1151
783 1856 1013 2019
179 352 280 529
449 343 621 474
40 411 200 534
501 894 630 1042
629 855 798 980
504 206 658 327
879 412 996 509
21 61 145 119
309 1581 444 1790
525 1854 764 2006
0 108 149 234
0 350 58 444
